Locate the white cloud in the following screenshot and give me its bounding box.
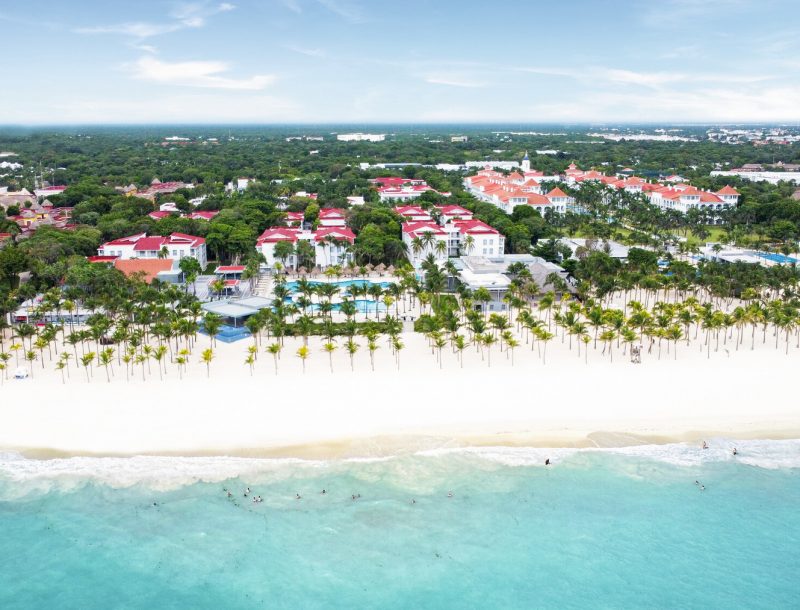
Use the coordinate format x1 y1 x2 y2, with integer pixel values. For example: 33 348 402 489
76 2 235 38
316 0 365 23
284 45 326 58
131 56 275 90
280 0 303 13
642 0 757 26
424 75 486 88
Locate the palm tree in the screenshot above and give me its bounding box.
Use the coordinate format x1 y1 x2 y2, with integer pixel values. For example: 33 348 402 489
506 336 520 366
599 329 617 362
201 348 214 378
296 345 310 373
153 345 167 380
267 342 282 375
55 359 66 384
535 328 554 364
367 337 379 371
24 350 37 377
481 333 497 367
322 341 336 373
345 339 359 371
433 334 447 369
461 234 475 256
203 313 222 347
391 335 403 370
453 334 468 367
80 352 96 382
245 353 256 376
99 348 114 382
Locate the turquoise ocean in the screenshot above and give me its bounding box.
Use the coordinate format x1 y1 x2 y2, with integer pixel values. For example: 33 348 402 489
1 440 799 609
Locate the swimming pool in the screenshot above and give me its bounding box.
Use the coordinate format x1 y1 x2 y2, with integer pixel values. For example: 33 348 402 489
752 251 798 264
199 324 252 343
286 298 387 314
283 279 393 294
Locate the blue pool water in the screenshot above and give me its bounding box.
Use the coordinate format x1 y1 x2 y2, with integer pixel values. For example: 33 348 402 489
199 323 251 343
288 298 387 314
283 279 393 294
1 441 798 609
752 251 799 264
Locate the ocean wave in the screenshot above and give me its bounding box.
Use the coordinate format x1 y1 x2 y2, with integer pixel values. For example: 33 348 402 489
1 439 798 498
422 439 800 470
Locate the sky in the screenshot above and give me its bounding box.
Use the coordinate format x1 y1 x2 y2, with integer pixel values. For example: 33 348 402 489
1 0 798 124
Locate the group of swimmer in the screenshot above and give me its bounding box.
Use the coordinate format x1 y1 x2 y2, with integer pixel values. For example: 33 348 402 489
695 441 741 492
224 486 264 504
702 440 739 456
222 486 456 505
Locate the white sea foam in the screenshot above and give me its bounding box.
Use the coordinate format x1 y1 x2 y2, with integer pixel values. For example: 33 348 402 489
1 439 798 498
418 439 800 470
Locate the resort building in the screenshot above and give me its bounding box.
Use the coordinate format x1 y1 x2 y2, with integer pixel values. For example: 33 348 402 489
97 232 207 268
33 185 67 198
447 220 505 258
0 187 36 210
558 238 630 261
453 254 572 312
135 178 193 201
256 226 355 270
113 259 181 284
644 184 739 218
393 205 432 222
318 208 347 227
284 211 304 227
435 204 473 224
225 178 253 193
5 200 74 234
336 133 385 142
401 221 449 269
463 167 575 214
185 210 219 221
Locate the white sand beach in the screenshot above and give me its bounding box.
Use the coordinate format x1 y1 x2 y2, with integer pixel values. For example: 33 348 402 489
1 326 797 458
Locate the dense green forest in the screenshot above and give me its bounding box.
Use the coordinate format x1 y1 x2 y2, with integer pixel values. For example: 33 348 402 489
2 125 800 306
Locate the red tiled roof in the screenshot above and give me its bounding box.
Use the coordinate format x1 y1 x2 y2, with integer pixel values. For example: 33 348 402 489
87 255 119 263
319 208 345 218
315 227 356 243
148 211 173 220
114 258 174 283
186 211 219 220
547 187 569 198
393 205 429 217
453 219 499 235
402 221 446 236
436 205 472 216
257 227 300 244
717 185 740 195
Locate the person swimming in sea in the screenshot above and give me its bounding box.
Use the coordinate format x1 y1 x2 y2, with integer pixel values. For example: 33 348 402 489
321 489 326 495
296 493 302 500
545 458 551 466
733 448 738 456
702 441 708 450
411 499 416 504
447 491 453 498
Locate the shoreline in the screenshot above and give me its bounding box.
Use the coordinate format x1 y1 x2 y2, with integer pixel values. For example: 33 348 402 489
2 329 800 461
8 427 800 461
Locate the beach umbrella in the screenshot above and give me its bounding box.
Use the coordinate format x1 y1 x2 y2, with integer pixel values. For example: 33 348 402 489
375 263 386 273
386 265 395 275
298 266 307 275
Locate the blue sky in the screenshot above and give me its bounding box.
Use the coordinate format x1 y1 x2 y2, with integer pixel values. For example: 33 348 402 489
1 0 798 123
